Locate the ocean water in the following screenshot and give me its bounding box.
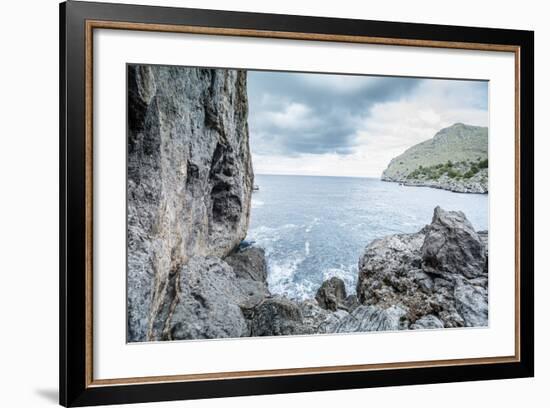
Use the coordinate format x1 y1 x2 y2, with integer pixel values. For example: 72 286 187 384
246 174 488 301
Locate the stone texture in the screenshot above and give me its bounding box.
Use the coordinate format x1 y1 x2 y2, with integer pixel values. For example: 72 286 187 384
356 229 427 309
298 300 331 333
391 170 488 194
321 305 409 333
356 207 488 329
454 277 488 327
166 257 251 340
315 277 348 311
146 256 270 341
410 314 445 330
422 206 486 279
127 65 253 342
249 297 304 336
225 247 268 283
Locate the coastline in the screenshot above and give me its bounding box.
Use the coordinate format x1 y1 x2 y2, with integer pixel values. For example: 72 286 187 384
239 206 488 336
255 173 488 194
126 66 489 343
381 175 488 194
134 206 490 341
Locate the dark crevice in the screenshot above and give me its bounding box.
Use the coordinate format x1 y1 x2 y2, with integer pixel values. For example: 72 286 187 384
208 142 243 228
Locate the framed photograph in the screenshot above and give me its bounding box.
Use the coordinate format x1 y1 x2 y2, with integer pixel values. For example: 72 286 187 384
59 1 534 406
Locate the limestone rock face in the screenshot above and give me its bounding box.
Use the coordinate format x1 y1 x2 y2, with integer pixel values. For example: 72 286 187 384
225 247 268 283
127 65 253 342
147 254 271 341
356 207 488 329
166 257 251 341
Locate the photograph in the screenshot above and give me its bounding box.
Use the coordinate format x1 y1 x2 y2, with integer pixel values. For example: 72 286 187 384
53 1 535 405
127 64 489 343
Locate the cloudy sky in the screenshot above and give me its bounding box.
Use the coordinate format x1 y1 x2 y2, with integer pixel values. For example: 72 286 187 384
247 71 488 178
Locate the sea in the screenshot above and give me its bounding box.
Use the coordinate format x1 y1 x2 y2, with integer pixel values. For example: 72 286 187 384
246 174 488 301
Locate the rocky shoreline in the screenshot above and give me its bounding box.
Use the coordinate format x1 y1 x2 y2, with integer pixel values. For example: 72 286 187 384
126 66 488 342
143 206 488 341
380 123 489 194
382 169 488 194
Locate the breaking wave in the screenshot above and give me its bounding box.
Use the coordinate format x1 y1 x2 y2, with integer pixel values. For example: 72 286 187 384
246 174 488 302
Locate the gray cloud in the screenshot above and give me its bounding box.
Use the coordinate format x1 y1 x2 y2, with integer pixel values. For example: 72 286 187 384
247 71 422 156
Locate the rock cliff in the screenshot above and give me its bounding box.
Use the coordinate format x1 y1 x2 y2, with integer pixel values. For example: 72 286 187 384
127 65 253 342
381 123 488 193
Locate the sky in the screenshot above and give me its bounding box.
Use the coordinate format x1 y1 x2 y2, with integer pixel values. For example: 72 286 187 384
247 70 488 178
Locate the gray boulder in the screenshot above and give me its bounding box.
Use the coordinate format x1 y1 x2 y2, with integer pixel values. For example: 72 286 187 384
422 206 486 279
356 229 435 322
164 257 265 341
225 246 268 283
315 277 348 311
127 66 253 342
356 207 488 329
250 297 304 336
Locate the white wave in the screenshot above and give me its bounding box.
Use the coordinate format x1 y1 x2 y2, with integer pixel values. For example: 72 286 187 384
247 224 298 250
304 241 310 256
322 265 357 296
305 217 320 233
291 279 317 301
266 254 307 299
251 199 264 209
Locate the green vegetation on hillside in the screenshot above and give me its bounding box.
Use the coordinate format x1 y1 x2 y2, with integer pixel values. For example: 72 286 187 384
407 158 488 181
382 123 488 181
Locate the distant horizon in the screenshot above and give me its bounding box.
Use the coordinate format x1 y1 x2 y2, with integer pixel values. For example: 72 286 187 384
254 172 378 179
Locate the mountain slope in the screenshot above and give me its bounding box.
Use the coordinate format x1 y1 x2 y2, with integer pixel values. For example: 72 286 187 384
381 123 488 193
